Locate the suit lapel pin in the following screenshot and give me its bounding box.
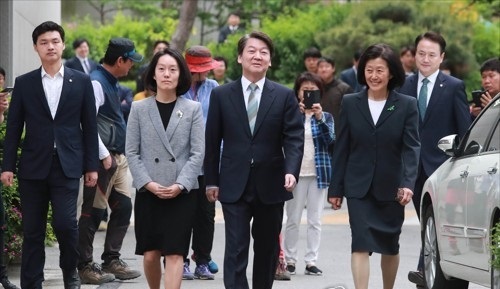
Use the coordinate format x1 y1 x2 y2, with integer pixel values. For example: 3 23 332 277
387 105 395 111
440 83 443 87
176 110 183 118
69 79 73 82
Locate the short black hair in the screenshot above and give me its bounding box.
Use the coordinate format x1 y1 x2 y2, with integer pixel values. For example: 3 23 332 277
399 45 415 57
293 71 325 101
415 31 446 54
237 31 274 59
354 50 363 61
213 56 228 67
357 43 406 91
73 38 89 50
153 40 170 50
32 21 65 45
0 66 5 78
480 57 500 74
144 48 191 96
303 47 322 60
317 57 335 68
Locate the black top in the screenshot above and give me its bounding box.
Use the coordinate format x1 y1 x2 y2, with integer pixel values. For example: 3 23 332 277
156 99 176 130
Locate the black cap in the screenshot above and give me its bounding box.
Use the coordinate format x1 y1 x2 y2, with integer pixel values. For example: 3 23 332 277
105 37 143 62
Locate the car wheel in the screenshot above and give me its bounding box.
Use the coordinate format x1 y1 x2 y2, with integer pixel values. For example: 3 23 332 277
423 204 468 289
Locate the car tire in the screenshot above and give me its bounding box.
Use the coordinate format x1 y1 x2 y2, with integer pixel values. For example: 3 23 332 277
423 204 468 289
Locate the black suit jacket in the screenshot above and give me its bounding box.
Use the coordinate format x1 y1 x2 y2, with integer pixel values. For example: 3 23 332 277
2 67 99 179
65 56 98 74
328 90 420 201
398 72 471 176
204 78 304 204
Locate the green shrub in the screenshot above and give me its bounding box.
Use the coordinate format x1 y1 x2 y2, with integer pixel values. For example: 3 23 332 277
492 221 500 269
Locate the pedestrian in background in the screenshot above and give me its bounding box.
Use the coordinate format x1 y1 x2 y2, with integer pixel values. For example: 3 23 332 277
328 43 420 289
181 45 220 281
126 47 204 289
284 72 334 277
0 67 20 289
65 38 98 75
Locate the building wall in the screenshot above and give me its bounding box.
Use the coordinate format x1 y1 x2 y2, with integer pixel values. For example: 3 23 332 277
0 0 60 86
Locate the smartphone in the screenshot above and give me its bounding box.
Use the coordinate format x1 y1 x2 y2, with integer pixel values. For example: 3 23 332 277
303 90 321 109
471 89 485 108
0 87 14 93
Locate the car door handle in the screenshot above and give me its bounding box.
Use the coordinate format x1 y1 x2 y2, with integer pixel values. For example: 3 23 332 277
487 167 498 174
459 170 469 178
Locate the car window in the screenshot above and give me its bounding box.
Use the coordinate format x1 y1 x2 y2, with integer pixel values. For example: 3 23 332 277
486 119 500 152
462 99 500 156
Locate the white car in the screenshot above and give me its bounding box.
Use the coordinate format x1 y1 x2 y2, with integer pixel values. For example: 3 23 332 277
420 94 500 289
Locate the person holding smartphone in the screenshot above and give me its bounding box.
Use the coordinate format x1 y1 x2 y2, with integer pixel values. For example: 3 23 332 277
471 57 499 118
283 72 334 276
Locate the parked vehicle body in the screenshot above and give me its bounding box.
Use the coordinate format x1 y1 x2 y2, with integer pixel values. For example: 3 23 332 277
420 94 500 289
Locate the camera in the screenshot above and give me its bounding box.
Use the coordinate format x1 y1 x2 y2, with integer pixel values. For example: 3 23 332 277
303 90 321 109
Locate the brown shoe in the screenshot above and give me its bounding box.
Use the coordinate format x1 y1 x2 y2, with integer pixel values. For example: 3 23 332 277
274 259 291 281
78 262 115 285
102 259 141 280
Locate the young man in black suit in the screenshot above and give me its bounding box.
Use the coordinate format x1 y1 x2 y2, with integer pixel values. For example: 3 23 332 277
205 31 304 289
65 38 98 75
0 21 99 289
399 31 471 288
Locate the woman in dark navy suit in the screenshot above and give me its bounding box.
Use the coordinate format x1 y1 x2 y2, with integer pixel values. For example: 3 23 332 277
328 44 420 289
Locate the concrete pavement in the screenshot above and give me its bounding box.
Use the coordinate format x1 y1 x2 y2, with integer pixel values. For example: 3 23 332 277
5 203 487 289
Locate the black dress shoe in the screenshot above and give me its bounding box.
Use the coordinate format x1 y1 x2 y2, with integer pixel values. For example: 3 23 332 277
0 276 20 289
408 270 425 286
62 269 81 289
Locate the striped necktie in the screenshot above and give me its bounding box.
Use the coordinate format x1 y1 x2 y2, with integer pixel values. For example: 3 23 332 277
247 83 258 134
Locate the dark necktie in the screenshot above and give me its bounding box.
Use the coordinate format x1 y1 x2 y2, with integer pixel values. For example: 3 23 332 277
418 78 429 120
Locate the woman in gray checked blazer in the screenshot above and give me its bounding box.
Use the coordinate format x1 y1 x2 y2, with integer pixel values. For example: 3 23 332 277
125 48 205 289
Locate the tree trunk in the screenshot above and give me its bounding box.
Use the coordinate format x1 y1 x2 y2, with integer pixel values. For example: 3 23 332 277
170 0 198 52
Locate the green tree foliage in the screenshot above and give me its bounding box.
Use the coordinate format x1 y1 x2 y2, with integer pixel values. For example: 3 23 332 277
316 0 496 94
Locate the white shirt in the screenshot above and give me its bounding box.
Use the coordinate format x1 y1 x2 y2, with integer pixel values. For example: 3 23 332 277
241 76 265 110
91 80 110 160
417 70 439 106
368 98 386 125
41 65 64 119
77 56 90 74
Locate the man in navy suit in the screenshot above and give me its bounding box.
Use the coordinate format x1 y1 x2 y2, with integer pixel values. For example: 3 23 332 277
205 31 304 289
398 31 471 287
65 38 98 75
340 50 363 92
0 21 99 289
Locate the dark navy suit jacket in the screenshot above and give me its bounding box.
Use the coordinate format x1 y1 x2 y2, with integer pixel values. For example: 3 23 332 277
2 67 99 179
204 78 304 204
340 67 362 93
65 56 98 74
398 72 471 176
328 90 420 201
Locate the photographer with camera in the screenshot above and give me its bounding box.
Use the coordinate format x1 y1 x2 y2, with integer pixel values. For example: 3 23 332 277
470 57 499 118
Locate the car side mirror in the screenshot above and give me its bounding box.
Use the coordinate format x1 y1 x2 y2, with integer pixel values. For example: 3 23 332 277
437 134 458 157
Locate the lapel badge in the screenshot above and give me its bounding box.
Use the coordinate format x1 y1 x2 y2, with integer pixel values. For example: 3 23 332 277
69 79 73 82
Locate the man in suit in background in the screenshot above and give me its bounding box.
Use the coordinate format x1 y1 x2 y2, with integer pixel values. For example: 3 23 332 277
399 31 471 288
205 31 304 289
340 50 363 92
218 12 244 44
65 38 98 75
0 21 99 289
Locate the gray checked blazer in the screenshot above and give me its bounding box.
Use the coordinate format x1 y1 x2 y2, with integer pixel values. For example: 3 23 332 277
125 96 205 192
